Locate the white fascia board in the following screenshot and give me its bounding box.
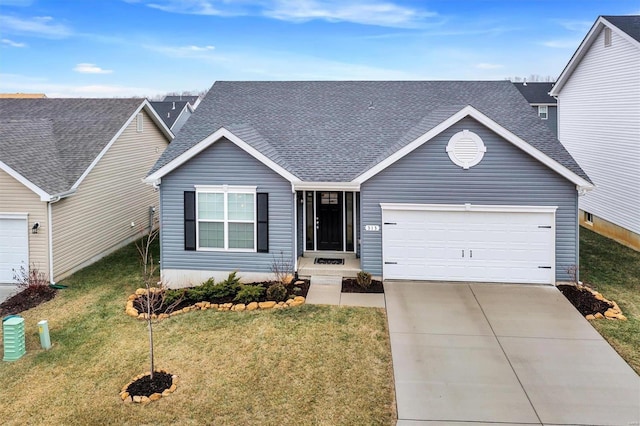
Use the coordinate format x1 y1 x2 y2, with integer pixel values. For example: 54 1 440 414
354 105 593 190
145 127 301 184
293 181 360 191
0 212 29 219
0 160 52 201
380 203 558 214
530 103 557 107
550 17 640 96
71 100 174 191
169 105 190 131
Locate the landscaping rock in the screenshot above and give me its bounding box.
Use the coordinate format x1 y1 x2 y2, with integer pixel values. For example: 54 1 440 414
259 301 276 309
158 313 169 320
247 302 258 311
604 309 617 318
234 303 246 311
120 391 129 401
169 384 177 392
149 393 162 401
162 389 172 397
585 314 595 320
594 312 604 319
294 280 305 285
140 396 150 404
133 395 142 403
123 396 133 404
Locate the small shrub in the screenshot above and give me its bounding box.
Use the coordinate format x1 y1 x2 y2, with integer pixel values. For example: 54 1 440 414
185 273 242 303
271 251 294 285
356 271 373 289
12 263 49 289
234 285 265 304
266 283 287 302
292 286 302 295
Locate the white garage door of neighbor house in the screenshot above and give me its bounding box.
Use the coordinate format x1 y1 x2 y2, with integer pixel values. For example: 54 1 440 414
382 205 556 284
0 215 29 284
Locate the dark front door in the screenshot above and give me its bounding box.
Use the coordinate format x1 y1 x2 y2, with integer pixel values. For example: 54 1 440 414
317 191 343 250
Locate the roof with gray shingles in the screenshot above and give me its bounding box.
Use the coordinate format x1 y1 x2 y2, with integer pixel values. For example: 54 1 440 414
0 98 144 195
150 101 190 129
163 95 200 105
513 82 557 105
150 81 589 182
604 15 640 43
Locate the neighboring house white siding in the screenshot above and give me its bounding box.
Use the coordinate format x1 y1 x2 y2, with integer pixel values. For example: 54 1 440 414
557 26 640 238
0 169 50 277
51 111 168 280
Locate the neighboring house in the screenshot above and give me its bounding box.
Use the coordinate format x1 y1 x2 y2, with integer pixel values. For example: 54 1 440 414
0 93 47 98
0 98 173 284
513 82 558 136
550 15 640 250
145 81 592 288
162 95 201 110
150 101 193 134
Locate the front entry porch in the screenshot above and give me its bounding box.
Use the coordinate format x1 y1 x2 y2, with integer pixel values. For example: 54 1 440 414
297 251 361 278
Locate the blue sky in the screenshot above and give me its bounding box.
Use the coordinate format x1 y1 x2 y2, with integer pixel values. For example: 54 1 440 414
0 0 637 97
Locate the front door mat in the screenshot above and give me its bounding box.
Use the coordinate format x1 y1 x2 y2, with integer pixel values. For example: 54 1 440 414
314 258 344 265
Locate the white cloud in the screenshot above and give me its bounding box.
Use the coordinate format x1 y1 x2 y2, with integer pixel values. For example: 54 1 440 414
554 19 592 33
264 0 435 28
1 38 27 47
0 14 71 38
541 39 580 49
186 45 215 51
475 62 503 70
145 0 233 16
73 63 114 74
0 73 159 98
136 0 435 28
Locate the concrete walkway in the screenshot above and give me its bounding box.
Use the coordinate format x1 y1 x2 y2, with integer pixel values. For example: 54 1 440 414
305 275 385 308
385 281 640 426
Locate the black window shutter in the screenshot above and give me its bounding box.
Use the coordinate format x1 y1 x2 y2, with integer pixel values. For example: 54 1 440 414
257 193 269 253
184 191 196 251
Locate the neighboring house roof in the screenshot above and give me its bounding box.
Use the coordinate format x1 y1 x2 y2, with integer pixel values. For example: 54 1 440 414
513 82 556 104
162 95 201 109
150 101 192 129
148 81 591 187
0 93 47 98
0 98 173 200
551 15 640 95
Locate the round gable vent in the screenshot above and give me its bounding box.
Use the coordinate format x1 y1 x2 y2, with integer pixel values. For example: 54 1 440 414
446 130 486 169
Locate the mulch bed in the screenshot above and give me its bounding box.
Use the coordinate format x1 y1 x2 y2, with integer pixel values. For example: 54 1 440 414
0 286 57 317
557 284 613 316
127 371 173 398
341 278 384 294
134 280 310 316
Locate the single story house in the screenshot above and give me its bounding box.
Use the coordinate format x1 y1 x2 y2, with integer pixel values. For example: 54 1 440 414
0 98 173 284
145 81 593 287
550 15 640 250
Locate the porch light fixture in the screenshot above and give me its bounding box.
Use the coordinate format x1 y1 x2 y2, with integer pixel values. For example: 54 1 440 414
32 222 40 234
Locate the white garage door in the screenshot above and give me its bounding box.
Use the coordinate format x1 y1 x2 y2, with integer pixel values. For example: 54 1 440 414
0 215 29 284
382 204 556 284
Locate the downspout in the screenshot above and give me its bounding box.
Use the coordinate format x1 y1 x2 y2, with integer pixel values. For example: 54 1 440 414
293 187 298 273
46 191 73 284
47 200 55 284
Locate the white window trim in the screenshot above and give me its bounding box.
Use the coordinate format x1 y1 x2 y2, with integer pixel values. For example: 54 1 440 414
195 185 257 252
585 211 594 225
136 113 144 132
538 105 548 120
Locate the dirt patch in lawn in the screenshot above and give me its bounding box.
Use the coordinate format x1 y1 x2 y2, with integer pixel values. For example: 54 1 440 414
341 278 384 294
0 286 57 317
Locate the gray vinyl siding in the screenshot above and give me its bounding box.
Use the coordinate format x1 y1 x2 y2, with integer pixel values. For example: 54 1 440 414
160 138 294 273
361 117 578 281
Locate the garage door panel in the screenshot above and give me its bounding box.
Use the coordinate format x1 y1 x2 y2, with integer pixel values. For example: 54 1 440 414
0 217 29 284
382 208 555 284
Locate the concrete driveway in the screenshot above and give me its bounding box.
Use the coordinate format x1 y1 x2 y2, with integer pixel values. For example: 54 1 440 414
0 284 18 305
385 281 640 426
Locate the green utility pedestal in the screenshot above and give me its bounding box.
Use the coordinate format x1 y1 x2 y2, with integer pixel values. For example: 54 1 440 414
3 316 26 361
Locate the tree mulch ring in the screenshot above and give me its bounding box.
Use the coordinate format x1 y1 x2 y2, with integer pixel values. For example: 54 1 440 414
557 284 613 316
126 371 174 398
0 286 57 317
341 278 384 294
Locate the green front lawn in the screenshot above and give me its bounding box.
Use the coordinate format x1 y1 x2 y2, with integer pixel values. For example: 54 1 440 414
0 243 396 425
580 227 640 374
